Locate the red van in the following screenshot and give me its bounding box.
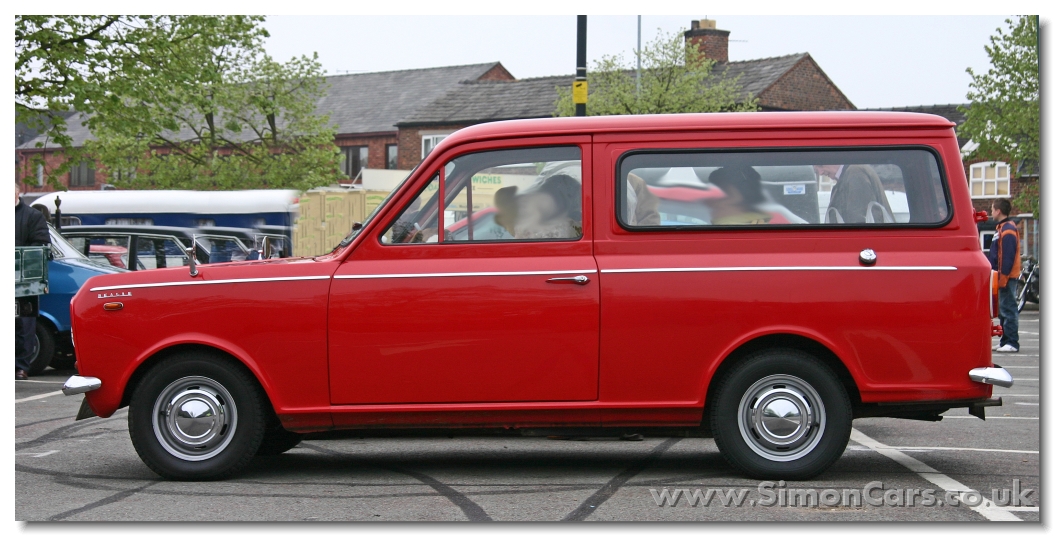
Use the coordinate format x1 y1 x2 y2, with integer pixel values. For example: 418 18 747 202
64 112 1012 481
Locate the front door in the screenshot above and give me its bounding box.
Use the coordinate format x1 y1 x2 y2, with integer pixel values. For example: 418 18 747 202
328 142 599 404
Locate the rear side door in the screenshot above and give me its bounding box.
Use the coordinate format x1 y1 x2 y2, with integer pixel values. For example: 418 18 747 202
591 132 988 407
328 137 600 405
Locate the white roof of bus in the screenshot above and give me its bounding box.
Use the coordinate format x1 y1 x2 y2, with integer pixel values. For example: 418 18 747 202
31 190 299 215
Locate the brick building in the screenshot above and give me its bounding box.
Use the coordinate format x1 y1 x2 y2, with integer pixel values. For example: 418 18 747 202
16 62 513 194
395 20 856 166
865 103 1040 258
16 18 856 195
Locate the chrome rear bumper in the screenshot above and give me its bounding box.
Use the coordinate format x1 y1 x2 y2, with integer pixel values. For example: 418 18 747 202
969 367 1014 388
62 375 102 396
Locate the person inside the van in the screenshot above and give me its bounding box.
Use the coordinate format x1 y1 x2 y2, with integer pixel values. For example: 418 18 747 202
495 174 582 240
624 172 661 226
705 166 773 225
813 163 893 224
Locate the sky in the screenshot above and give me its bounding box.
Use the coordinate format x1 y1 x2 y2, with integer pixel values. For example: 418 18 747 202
262 14 1019 110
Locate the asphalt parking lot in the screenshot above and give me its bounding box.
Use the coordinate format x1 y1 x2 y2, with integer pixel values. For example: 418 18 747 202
16 308 1040 522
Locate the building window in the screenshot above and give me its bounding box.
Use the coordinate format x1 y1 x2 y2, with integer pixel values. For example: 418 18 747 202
970 161 1010 198
421 135 448 159
36 164 44 187
341 146 368 181
69 160 95 187
386 144 398 170
114 168 136 182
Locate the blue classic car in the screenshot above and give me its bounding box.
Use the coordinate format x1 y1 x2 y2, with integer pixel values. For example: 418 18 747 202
29 225 125 373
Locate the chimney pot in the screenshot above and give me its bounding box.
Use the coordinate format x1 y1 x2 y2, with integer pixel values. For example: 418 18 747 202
684 19 730 63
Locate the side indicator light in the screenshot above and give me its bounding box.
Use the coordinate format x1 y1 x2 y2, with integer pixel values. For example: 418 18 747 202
103 302 124 311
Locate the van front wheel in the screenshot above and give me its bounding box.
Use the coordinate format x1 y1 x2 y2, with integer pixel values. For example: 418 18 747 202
711 350 851 480
128 354 265 480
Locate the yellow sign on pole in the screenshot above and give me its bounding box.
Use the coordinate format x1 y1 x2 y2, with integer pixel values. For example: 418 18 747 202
572 81 588 104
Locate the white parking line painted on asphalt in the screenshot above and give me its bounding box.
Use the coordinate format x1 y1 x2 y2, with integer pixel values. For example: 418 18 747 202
15 450 58 458
943 416 1038 420
14 391 64 403
1001 366 1039 368
851 429 1022 521
881 446 1039 454
1015 403 1040 406
996 394 1039 397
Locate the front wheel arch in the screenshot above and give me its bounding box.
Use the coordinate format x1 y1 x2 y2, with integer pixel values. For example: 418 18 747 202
121 344 272 414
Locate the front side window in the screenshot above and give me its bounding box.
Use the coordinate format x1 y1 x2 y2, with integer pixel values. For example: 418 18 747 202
383 146 582 244
135 236 189 270
68 235 131 269
970 161 1010 198
618 148 949 228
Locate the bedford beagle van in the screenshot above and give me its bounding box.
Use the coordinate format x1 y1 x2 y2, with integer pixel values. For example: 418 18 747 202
65 112 1010 481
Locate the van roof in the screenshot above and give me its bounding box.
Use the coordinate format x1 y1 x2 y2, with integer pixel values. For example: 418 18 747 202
442 111 956 146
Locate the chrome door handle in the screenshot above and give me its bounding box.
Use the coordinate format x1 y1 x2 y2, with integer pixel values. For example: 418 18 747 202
547 275 590 285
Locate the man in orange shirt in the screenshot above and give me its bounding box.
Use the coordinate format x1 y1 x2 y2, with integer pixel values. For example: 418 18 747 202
988 198 1021 352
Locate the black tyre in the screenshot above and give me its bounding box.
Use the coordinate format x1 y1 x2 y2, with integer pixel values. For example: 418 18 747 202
711 349 852 480
128 353 266 480
26 324 53 375
49 350 76 371
50 332 77 370
256 423 303 456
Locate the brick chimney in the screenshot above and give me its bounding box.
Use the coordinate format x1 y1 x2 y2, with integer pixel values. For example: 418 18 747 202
684 19 729 63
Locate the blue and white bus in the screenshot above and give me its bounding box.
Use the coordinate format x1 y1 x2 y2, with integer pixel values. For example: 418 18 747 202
32 189 299 230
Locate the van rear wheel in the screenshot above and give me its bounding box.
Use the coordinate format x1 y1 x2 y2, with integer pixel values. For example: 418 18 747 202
711 349 851 480
128 354 265 480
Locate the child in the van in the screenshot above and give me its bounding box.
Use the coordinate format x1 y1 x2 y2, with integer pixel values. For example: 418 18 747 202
705 165 773 225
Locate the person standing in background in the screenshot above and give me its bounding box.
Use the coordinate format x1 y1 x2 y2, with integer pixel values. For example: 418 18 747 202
989 198 1020 353
15 181 51 379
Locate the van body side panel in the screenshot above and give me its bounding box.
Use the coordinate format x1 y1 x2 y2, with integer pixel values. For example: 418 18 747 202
592 130 993 409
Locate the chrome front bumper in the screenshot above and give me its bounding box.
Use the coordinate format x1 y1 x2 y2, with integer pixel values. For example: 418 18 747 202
969 367 1014 388
62 375 102 396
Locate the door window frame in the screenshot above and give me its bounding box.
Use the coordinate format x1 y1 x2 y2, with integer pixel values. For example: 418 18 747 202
346 135 593 262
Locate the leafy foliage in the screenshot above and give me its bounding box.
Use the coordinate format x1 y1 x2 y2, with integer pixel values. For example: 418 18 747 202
958 16 1039 216
16 16 342 191
555 29 758 117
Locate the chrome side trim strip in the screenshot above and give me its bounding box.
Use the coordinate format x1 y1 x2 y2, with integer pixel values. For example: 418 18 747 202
602 266 958 274
334 269 598 280
89 275 331 292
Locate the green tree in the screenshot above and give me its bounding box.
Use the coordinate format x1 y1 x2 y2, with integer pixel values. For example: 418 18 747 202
958 16 1039 216
555 29 758 116
15 16 342 191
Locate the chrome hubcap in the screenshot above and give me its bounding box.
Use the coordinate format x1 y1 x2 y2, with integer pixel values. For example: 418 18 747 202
738 374 825 462
152 376 237 461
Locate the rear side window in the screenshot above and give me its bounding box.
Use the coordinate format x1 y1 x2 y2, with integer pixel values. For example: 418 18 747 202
618 148 950 228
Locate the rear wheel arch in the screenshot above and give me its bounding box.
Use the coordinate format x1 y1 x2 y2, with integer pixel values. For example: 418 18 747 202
705 334 862 412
